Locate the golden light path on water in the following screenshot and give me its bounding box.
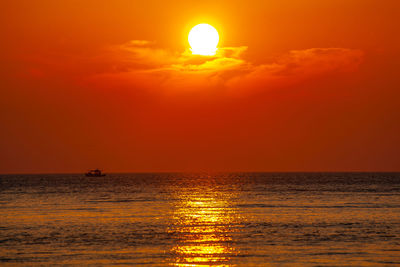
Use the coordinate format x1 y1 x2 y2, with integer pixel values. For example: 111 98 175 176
169 185 240 266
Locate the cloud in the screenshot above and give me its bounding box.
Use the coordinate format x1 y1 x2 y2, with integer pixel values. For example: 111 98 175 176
227 48 364 92
111 40 248 72
41 39 363 94
126 40 154 46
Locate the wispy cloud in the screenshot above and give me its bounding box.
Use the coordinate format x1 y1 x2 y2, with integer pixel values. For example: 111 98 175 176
85 40 363 93
25 39 363 94
227 48 364 92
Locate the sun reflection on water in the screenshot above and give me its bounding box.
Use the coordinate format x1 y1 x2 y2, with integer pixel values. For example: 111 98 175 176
169 187 239 266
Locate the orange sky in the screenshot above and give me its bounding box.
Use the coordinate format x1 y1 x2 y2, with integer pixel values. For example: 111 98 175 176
1 0 399 173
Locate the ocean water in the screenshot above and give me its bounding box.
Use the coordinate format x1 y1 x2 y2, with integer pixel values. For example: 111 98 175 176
0 173 400 266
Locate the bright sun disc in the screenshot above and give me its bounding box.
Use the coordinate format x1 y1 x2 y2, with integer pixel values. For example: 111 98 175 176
188 24 219 56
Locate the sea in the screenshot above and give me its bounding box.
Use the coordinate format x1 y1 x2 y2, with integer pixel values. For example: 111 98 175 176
1 173 400 266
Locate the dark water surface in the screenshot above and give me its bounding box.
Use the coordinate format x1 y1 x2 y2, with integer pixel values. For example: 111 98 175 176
1 173 400 266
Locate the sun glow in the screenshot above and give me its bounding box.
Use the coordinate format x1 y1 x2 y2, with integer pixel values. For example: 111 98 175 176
188 24 219 56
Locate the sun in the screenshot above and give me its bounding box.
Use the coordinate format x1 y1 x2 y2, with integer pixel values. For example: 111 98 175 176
188 24 219 56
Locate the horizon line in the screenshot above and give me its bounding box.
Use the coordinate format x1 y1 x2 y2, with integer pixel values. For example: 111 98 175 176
1 170 400 175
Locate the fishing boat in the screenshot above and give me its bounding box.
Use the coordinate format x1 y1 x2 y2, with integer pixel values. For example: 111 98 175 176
85 169 106 177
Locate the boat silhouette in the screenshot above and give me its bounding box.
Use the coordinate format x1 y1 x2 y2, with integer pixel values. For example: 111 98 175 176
85 169 106 177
